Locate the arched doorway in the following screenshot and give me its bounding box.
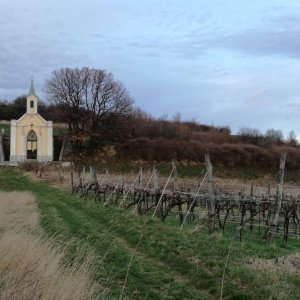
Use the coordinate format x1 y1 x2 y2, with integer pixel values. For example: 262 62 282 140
26 130 37 159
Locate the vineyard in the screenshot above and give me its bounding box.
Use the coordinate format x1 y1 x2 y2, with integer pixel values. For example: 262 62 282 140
2 158 300 299
36 152 298 246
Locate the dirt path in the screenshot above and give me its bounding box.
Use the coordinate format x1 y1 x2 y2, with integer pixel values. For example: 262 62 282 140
0 191 98 300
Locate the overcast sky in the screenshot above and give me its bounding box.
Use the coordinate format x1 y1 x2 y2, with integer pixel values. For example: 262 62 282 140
1 0 300 137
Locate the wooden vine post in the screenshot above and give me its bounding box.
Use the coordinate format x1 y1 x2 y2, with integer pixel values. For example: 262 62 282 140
55 162 64 183
137 167 143 214
138 167 143 189
205 153 215 233
70 161 74 192
172 160 183 224
266 152 286 246
172 160 179 191
152 166 162 217
0 130 4 162
153 165 159 193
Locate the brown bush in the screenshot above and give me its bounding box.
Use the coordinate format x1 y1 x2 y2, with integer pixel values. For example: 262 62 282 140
120 137 300 170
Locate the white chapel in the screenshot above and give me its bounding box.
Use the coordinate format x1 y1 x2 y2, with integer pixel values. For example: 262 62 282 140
10 81 53 162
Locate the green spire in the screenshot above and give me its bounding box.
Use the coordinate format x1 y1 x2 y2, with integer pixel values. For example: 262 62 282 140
28 79 36 97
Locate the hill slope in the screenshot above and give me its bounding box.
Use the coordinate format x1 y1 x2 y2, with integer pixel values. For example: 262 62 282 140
1 169 300 299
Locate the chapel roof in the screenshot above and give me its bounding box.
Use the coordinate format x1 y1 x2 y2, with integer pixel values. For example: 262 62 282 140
28 79 37 97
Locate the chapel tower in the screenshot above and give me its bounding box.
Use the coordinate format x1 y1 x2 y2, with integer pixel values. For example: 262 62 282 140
27 80 38 114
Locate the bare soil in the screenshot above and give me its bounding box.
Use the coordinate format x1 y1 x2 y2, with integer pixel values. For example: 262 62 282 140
249 254 300 275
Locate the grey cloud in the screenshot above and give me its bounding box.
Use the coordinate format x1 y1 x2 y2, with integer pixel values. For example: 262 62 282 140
281 102 300 110
0 31 89 101
207 12 300 59
213 29 300 58
143 11 300 61
123 33 208 61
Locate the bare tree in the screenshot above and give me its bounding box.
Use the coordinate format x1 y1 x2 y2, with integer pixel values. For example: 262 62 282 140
45 67 133 133
265 128 284 145
286 130 298 146
237 126 262 145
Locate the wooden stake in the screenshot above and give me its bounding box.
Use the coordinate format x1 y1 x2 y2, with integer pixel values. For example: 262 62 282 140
153 166 159 193
70 161 74 192
205 153 215 233
172 159 179 192
267 152 286 246
0 133 4 162
138 167 143 189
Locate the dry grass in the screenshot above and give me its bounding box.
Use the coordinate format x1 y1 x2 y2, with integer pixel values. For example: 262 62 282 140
0 192 39 234
0 192 100 300
247 255 300 300
248 254 300 275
